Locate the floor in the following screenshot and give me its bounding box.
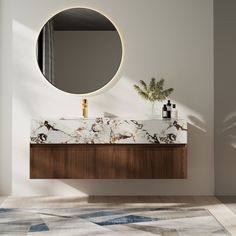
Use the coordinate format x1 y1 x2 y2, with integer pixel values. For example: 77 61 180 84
0 196 236 235
217 196 236 215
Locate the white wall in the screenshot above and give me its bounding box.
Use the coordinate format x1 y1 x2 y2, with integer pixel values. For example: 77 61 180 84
0 0 12 195
214 0 236 195
1 0 214 196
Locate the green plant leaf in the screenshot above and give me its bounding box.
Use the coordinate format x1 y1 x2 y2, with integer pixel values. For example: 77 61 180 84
149 78 156 92
134 78 174 102
134 85 149 100
139 80 148 92
156 78 164 90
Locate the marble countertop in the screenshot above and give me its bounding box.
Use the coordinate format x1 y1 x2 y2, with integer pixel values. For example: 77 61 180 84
30 118 187 144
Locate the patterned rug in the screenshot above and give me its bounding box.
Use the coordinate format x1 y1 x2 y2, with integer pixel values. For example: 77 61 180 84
0 207 230 235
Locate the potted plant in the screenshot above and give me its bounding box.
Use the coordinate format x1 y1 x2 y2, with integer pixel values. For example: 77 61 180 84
134 78 174 118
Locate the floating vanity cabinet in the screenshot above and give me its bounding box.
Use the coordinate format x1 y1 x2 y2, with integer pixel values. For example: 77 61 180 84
30 118 187 179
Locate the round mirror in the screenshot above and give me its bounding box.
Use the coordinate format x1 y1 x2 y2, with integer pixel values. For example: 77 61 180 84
36 8 123 94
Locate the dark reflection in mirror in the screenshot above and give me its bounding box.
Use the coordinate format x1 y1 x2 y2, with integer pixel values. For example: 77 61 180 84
37 8 122 94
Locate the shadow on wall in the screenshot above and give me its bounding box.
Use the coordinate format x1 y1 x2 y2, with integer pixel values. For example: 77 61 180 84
222 114 236 149
215 113 236 194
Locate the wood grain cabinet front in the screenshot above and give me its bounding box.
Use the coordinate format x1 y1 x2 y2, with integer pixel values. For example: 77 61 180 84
30 144 187 179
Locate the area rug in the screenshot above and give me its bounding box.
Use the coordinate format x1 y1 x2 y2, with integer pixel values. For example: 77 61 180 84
0 207 230 235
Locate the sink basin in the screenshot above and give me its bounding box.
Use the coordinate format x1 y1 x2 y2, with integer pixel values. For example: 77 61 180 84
31 117 187 144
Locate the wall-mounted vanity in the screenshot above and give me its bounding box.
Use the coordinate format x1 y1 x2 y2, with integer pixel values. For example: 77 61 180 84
30 118 187 179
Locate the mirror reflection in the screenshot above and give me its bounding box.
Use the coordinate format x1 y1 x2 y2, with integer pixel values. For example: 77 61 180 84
37 8 122 94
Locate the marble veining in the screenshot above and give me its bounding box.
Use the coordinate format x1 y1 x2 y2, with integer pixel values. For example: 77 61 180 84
30 118 187 144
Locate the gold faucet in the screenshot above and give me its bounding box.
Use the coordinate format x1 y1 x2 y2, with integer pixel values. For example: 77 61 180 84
82 98 88 118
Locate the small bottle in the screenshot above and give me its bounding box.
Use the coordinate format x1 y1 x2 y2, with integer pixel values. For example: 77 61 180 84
172 104 178 119
162 105 168 119
166 100 171 118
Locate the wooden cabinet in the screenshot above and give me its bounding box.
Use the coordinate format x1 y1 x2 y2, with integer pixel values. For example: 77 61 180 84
30 144 187 179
